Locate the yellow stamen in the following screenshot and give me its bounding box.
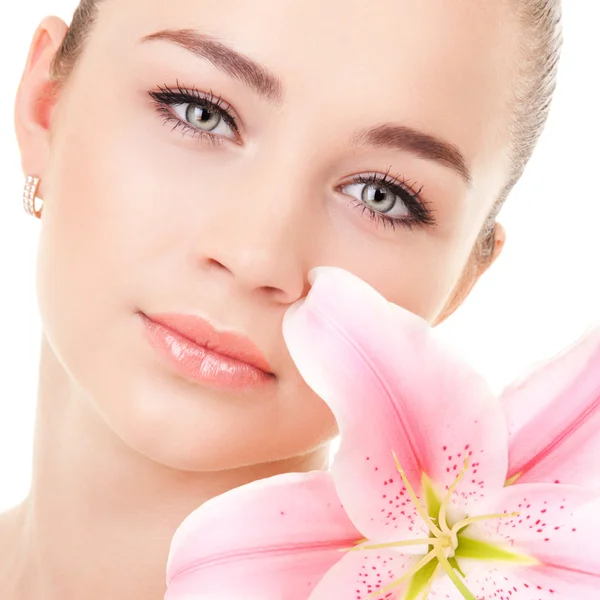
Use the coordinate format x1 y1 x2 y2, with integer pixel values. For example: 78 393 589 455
435 547 477 600
392 451 444 539
342 537 439 552
351 451 529 600
451 512 520 537
419 564 440 599
365 549 438 600
438 457 470 536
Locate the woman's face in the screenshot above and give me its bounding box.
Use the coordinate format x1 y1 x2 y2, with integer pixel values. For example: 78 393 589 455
20 0 516 471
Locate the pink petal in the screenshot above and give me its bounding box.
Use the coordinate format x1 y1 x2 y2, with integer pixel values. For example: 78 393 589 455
283 266 508 543
425 554 600 599
459 483 600 597
502 325 600 486
458 563 600 600
464 483 597 550
165 471 362 599
424 550 600 599
428 576 471 599
309 548 418 600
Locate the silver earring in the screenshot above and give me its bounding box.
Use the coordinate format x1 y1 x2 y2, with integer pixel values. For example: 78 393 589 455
23 175 43 219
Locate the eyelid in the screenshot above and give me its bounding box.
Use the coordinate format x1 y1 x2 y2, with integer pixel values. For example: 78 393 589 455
148 81 244 137
337 170 437 229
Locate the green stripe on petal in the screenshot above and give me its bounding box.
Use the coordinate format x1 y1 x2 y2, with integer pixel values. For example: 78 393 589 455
449 556 466 578
404 558 439 600
455 536 539 565
422 474 442 521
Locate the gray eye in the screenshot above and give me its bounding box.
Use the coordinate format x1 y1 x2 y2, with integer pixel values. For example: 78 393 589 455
185 104 221 131
342 182 410 217
172 103 237 140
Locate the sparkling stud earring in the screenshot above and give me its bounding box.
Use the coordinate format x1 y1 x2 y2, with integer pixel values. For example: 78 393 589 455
23 175 43 219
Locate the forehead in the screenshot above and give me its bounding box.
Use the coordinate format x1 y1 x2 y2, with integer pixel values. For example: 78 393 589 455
98 0 518 185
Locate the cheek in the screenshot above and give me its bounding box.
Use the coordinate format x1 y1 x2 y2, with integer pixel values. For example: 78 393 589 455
321 221 461 323
34 120 158 453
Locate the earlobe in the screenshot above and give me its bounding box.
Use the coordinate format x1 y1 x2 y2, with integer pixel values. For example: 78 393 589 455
487 221 506 267
14 16 69 182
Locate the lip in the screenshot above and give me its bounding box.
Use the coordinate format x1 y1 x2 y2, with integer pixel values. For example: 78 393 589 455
140 311 275 389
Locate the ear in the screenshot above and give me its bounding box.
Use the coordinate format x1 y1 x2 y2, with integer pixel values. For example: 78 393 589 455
14 16 69 197
433 221 506 327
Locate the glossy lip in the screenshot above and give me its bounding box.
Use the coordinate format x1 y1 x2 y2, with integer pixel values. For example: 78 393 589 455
140 311 274 375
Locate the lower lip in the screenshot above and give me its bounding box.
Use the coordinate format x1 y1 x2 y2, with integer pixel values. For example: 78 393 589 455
140 314 274 389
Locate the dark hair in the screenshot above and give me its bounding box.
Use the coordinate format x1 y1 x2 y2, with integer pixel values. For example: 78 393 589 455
49 0 563 265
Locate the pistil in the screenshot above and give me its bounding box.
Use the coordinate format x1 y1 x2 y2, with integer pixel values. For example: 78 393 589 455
341 452 520 600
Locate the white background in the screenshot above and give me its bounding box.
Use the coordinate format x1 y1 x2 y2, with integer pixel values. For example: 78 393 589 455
1 2 599 511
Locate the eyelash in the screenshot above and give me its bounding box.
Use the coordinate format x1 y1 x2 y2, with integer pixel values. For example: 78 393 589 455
147 80 437 232
344 170 436 232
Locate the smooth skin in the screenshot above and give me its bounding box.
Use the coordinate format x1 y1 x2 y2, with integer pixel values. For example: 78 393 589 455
1 0 513 598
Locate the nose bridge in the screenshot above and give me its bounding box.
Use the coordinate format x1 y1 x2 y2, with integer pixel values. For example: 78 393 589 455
197 149 319 300
233 146 317 247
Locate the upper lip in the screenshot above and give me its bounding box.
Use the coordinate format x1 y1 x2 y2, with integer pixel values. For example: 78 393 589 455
143 312 274 374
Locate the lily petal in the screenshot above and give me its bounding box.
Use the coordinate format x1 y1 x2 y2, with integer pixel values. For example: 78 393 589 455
463 483 598 550
456 562 600 600
430 485 600 599
165 471 362 600
309 548 419 600
502 325 600 486
283 266 508 543
428 576 471 599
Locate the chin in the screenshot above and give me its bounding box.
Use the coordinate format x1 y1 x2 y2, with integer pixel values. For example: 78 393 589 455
94 374 333 473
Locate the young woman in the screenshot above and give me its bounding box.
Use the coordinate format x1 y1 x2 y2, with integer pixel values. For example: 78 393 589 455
0 0 563 598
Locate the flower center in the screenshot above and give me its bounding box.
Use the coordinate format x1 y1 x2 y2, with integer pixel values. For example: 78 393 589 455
344 454 519 600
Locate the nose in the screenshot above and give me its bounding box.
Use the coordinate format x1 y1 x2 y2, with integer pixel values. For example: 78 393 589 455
194 158 317 305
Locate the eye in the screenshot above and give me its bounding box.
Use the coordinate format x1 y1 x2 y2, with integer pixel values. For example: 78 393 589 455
148 81 241 145
170 102 237 140
340 171 436 231
343 181 410 218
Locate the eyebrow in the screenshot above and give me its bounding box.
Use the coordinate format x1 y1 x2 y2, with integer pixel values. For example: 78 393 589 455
140 28 283 103
350 125 472 185
140 28 472 184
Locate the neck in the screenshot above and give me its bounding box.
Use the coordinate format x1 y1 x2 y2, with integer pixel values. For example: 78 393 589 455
2 334 330 600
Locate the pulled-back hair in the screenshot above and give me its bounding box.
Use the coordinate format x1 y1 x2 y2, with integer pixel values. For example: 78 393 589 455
49 0 563 265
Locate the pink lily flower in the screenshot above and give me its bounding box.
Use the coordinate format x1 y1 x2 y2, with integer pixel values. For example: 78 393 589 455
164 266 600 600
501 326 600 487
